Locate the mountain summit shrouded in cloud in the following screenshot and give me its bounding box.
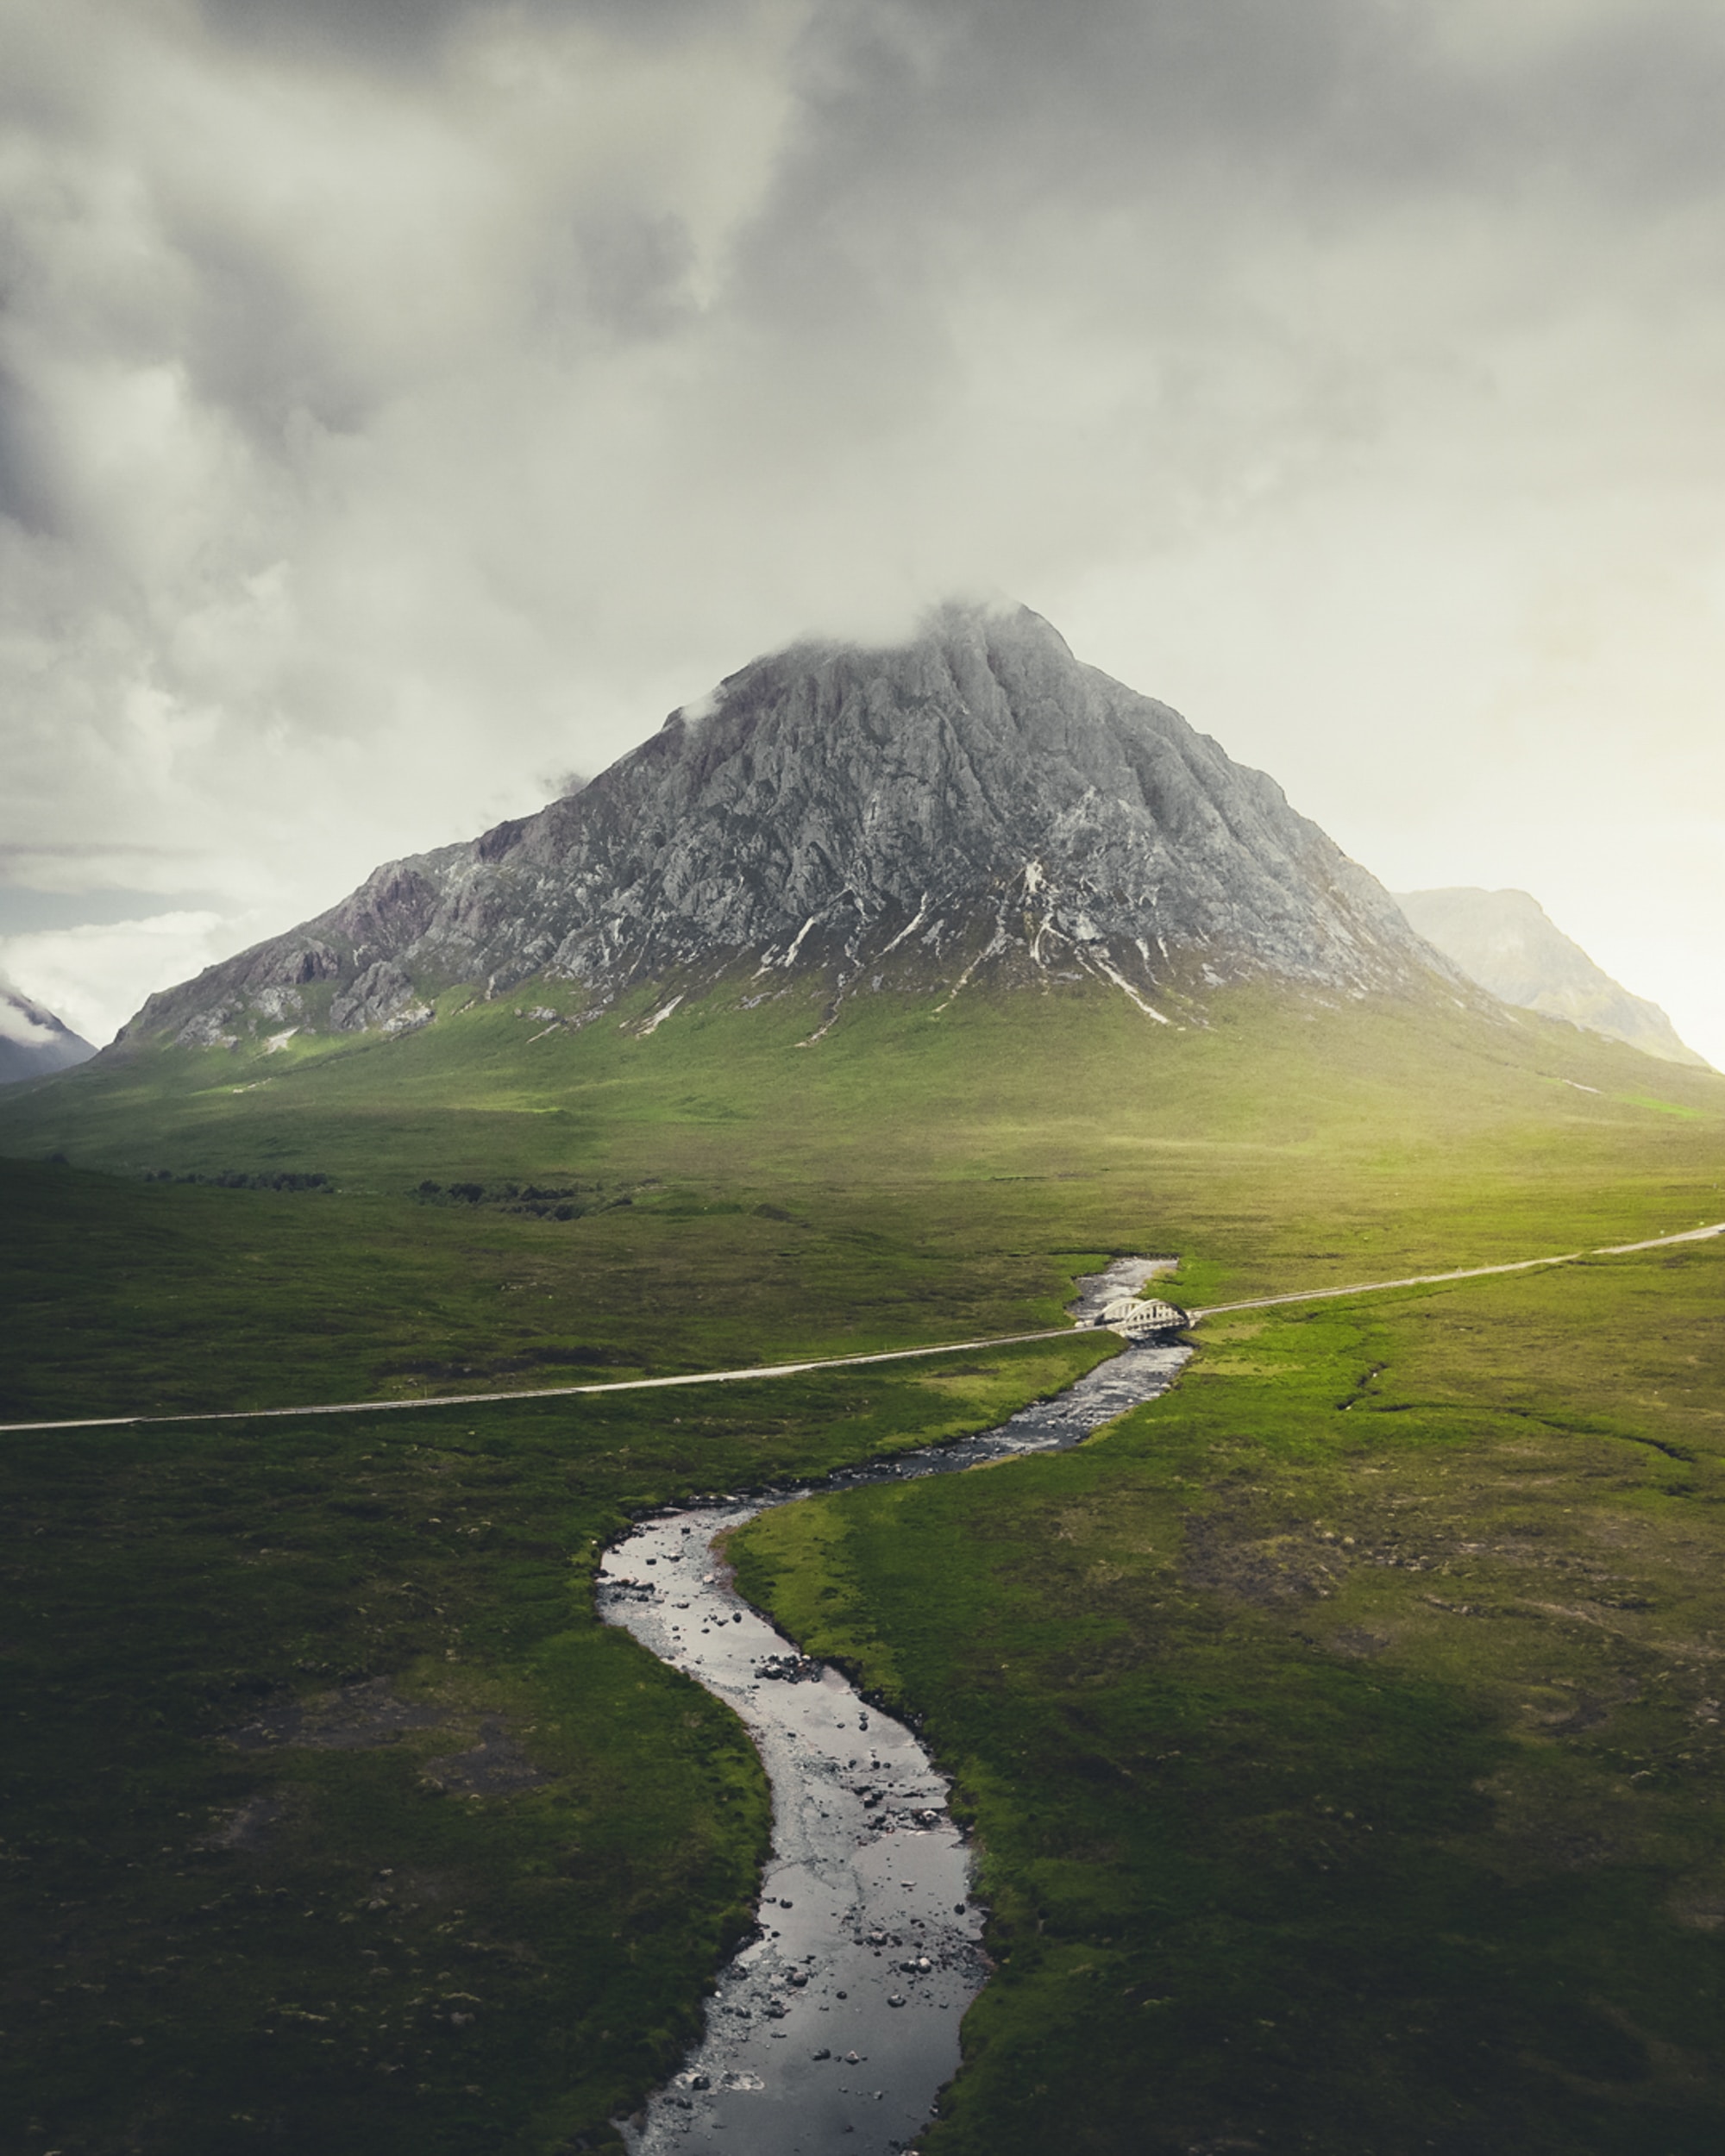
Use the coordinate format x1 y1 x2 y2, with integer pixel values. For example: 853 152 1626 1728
111 602 1458 1055
0 984 96 1086
4 2 1725 1062
1396 887 1710 1069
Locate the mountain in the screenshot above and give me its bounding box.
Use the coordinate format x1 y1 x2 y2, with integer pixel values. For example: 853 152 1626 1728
1395 887 1709 1070
116 601 1460 1056
0 983 97 1086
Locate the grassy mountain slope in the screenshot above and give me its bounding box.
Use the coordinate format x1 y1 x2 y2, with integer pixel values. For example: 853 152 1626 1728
3 976 1722 1422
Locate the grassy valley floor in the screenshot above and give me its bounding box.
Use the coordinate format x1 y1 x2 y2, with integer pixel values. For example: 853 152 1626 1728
1 1343 1108 2155
734 1244 1725 2153
3 978 1724 2152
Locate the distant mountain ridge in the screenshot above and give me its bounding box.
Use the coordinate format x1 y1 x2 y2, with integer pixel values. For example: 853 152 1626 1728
117 601 1462 1055
0 984 96 1085
1396 887 1709 1069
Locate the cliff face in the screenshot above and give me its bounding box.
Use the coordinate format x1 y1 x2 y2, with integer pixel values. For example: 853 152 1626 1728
118 601 1457 1051
1396 887 1709 1069
0 985 97 1085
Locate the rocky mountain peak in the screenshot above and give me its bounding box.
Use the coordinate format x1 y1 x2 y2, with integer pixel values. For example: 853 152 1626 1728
116 599 1459 1053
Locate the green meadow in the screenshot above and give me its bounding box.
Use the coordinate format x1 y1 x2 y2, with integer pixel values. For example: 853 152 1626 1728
736 1250 1725 2153
3 975 1724 2151
0 1341 1103 2156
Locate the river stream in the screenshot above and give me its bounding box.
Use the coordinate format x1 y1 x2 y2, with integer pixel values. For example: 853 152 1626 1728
599 1261 1189 2154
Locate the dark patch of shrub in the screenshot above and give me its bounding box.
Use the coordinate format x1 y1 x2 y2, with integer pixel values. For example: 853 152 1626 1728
140 1168 331 1193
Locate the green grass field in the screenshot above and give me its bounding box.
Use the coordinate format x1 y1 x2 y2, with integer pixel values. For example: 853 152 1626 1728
736 1247 1725 2152
3 975 1724 2152
1 1340 1109 2155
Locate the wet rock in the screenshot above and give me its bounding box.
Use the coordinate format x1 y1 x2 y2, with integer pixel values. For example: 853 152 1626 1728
754 1653 824 1683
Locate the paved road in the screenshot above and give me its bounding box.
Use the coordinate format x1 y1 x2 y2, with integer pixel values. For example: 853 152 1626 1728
3 1220 1722 1436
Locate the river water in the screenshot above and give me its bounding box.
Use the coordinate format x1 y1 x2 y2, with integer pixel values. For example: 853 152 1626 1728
599 1261 1189 2155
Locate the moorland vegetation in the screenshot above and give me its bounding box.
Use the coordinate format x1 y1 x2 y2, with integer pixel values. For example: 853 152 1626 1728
3 973 1724 2153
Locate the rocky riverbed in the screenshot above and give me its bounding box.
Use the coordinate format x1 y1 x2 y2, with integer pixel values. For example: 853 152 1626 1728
599 1262 1188 2153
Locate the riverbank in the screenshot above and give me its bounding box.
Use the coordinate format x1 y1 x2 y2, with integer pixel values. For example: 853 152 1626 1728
732 1237 1725 2153
0 1336 1108 2155
599 1265 1189 2153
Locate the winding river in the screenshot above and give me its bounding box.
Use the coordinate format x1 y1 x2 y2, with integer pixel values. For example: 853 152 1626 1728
599 1261 1190 2155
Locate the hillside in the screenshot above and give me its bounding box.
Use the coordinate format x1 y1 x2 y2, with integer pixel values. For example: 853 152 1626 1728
1398 885 1709 1068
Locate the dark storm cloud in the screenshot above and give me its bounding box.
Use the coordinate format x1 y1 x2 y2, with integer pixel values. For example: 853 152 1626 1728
1125 2 1716 192
0 366 63 536
632 0 1725 535
166 217 380 438
756 0 1725 279
200 0 757 71
201 0 474 62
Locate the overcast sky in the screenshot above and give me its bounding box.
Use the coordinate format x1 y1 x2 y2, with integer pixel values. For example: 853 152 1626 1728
3 0 1724 1060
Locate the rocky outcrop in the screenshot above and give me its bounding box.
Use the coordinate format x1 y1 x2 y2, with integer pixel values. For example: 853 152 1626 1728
0 984 97 1084
116 601 1463 1051
1396 887 1709 1069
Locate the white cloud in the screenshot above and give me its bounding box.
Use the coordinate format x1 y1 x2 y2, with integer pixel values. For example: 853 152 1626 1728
0 984 59 1047
3 0 1725 1056
0 912 240 1045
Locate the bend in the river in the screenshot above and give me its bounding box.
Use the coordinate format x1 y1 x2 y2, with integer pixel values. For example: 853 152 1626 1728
599 1260 1190 2155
